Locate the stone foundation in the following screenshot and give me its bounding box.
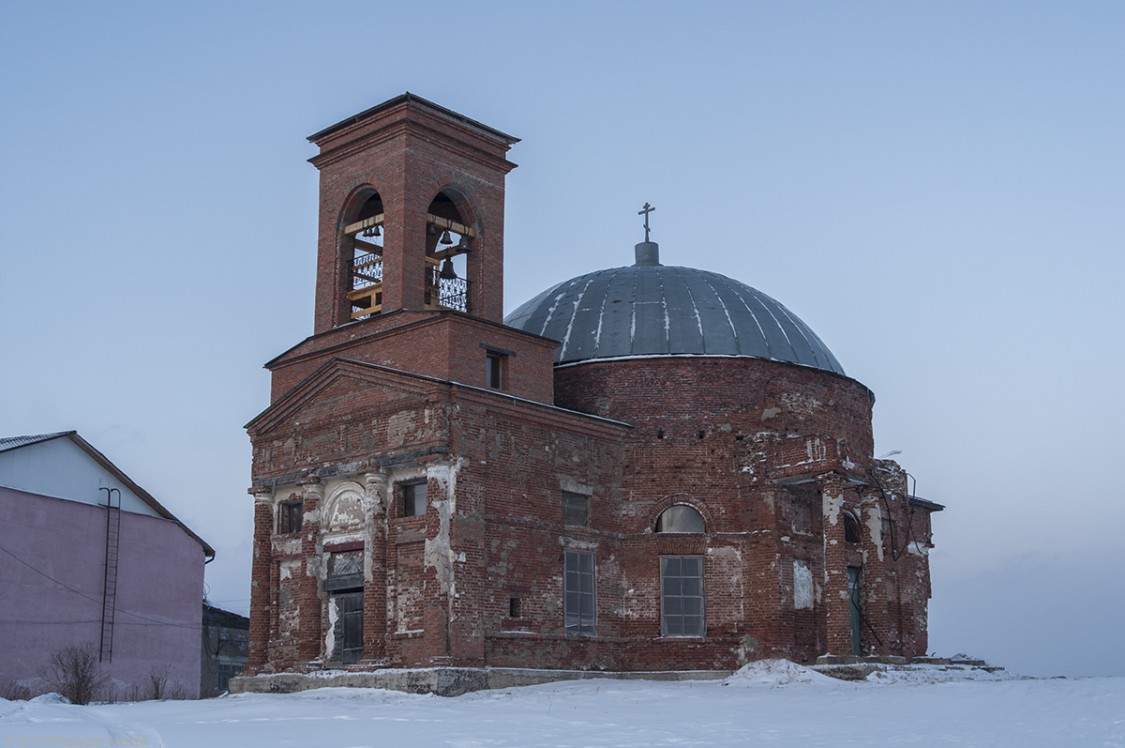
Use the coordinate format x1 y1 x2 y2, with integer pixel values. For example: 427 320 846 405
230 666 730 697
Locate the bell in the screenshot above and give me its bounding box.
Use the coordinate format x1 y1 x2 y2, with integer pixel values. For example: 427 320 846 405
439 229 454 245
372 224 381 237
439 258 458 279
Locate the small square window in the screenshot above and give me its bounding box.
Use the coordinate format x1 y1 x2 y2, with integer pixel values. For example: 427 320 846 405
279 500 303 534
562 491 589 527
401 481 427 517
486 351 506 390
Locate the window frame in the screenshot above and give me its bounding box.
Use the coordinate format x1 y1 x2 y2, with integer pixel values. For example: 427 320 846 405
655 504 706 533
326 549 365 592
562 491 590 527
278 499 304 535
486 350 506 390
660 555 705 638
563 550 596 636
399 480 428 518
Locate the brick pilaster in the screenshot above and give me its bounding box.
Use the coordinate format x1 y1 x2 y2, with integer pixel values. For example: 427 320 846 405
297 478 323 663
363 470 389 662
820 473 853 656
247 486 273 673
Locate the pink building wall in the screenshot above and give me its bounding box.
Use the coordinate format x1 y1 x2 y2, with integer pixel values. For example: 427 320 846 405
0 485 205 699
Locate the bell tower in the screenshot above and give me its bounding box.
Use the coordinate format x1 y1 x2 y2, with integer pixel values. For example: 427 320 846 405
307 94 519 333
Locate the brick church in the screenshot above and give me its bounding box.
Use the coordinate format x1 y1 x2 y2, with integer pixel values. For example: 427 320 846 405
244 94 942 678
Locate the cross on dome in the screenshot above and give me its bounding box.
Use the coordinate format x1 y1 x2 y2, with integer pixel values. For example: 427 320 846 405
638 202 655 242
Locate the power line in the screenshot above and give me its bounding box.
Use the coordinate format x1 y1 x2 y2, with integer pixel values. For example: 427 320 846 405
0 541 205 630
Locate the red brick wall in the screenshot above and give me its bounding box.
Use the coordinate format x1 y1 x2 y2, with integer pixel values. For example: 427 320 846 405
266 312 557 405
247 351 936 672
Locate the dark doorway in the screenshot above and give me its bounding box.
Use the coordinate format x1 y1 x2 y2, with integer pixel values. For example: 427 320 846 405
847 566 862 657
332 591 364 665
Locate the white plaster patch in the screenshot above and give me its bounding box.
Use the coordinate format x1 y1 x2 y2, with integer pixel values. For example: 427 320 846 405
865 505 885 562
560 536 599 551
793 560 813 610
279 559 300 581
325 596 339 657
707 546 741 562
823 492 844 525
422 460 464 596
559 476 593 495
805 437 827 462
781 391 822 414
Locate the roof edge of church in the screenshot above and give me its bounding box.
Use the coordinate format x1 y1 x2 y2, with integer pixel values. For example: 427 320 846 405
308 92 521 146
554 352 858 383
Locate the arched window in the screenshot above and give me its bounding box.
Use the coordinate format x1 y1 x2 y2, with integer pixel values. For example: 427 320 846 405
344 191 385 321
843 511 861 544
424 191 473 312
655 504 705 533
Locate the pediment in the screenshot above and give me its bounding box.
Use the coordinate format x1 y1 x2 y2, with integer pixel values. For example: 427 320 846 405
246 358 441 437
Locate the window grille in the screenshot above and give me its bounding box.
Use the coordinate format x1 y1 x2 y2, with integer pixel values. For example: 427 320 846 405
661 555 704 637
564 550 596 635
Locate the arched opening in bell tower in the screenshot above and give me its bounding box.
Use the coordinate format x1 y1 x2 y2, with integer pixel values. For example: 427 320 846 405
424 191 474 313
342 191 385 321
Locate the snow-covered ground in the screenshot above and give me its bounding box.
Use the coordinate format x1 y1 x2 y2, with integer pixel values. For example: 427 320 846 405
2 661 1122 747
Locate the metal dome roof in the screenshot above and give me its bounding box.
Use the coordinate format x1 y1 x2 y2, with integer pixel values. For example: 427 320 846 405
504 242 845 375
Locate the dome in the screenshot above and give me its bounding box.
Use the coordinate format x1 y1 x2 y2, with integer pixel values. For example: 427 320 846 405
504 242 845 375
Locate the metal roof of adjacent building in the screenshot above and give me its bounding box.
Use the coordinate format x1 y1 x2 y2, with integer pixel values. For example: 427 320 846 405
504 242 845 375
0 430 215 559
0 432 73 453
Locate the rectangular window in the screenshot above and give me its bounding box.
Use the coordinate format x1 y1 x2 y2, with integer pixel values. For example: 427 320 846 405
661 555 704 637
562 491 589 527
278 500 303 534
401 481 427 517
564 550 596 635
508 596 521 618
327 550 364 591
217 663 242 694
486 351 506 389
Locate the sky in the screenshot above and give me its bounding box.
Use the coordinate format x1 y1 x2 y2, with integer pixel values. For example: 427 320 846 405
2 1 1123 677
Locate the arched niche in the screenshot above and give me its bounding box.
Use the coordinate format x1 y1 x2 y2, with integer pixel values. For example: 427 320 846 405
322 482 367 535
